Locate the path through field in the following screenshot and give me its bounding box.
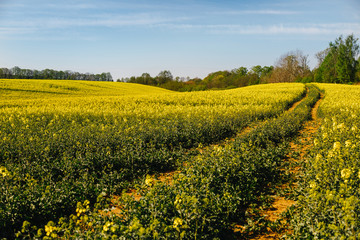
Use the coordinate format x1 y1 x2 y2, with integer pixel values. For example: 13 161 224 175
245 93 323 240
107 91 310 216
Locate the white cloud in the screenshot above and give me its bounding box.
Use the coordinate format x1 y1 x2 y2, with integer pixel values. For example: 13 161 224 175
0 27 36 38
45 3 98 10
2 12 189 29
159 23 360 35
213 10 301 15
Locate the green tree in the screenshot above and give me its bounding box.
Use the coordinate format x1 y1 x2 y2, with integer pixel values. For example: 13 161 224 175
11 66 21 78
315 34 359 83
336 35 359 83
232 67 248 76
357 56 360 81
250 65 263 78
156 70 173 85
141 73 155 85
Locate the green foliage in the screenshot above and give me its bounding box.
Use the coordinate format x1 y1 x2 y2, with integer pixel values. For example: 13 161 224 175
0 66 113 81
336 35 359 83
315 34 359 83
0 81 305 238
156 70 174 85
289 83 360 239
15 84 321 239
125 66 274 92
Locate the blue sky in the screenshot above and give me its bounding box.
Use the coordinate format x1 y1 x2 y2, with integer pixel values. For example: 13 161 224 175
0 0 359 80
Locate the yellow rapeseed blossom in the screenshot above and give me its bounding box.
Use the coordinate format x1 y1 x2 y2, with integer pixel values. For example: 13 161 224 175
341 168 352 179
44 221 57 236
173 218 183 228
315 154 322 163
145 175 154 186
103 221 113 232
310 181 317 189
333 142 341 151
0 166 9 177
174 195 181 203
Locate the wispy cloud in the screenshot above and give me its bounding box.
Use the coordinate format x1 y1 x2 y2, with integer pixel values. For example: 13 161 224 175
2 12 191 29
1 0 359 41
213 10 301 15
0 27 36 38
45 3 99 10
2 21 360 40
40 14 174 28
158 23 360 35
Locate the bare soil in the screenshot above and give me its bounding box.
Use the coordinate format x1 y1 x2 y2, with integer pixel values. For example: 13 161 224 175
245 93 323 240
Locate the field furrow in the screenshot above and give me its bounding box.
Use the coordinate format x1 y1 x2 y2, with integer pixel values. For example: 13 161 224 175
0 80 305 239
19 84 320 239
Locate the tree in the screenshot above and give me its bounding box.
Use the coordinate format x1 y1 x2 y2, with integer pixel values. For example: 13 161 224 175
106 72 113 81
357 56 360 81
1 68 12 78
315 49 330 67
232 67 248 76
140 73 155 85
336 35 359 83
315 34 359 83
250 65 263 78
269 50 310 83
11 66 21 78
156 70 173 85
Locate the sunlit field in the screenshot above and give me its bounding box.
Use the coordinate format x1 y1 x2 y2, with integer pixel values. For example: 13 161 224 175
0 79 305 238
4 80 360 239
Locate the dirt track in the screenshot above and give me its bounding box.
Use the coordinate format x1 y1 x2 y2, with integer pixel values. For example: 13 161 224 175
247 93 323 240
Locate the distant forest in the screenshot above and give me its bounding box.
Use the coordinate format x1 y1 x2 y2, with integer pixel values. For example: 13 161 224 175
119 34 360 91
1 34 359 90
0 67 113 82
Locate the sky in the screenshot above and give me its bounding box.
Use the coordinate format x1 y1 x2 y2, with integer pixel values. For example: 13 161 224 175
0 0 359 80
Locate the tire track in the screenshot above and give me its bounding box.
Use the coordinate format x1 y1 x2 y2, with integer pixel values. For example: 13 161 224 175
244 92 323 240
106 88 310 219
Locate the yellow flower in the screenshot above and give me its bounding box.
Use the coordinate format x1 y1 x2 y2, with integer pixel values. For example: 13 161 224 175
341 168 352 179
139 227 146 235
173 218 183 228
333 142 341 151
0 166 10 177
110 225 118 233
83 200 90 206
145 175 154 186
45 221 57 236
309 181 317 189
345 140 352 147
174 195 182 206
103 221 112 232
315 154 322 163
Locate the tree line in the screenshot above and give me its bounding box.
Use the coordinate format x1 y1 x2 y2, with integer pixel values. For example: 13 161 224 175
119 34 360 91
1 34 359 89
0 66 113 81
117 66 274 91
269 34 360 84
